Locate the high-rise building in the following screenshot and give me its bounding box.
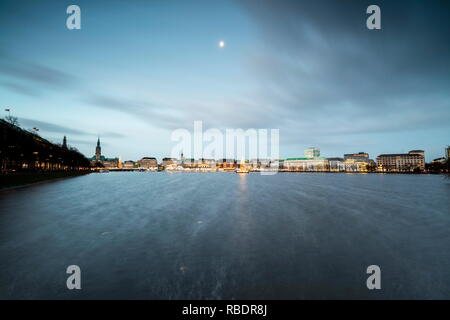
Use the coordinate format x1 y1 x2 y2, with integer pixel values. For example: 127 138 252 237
95 137 101 160
304 147 320 159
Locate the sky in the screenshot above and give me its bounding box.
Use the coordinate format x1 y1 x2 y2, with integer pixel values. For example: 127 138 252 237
0 0 449 161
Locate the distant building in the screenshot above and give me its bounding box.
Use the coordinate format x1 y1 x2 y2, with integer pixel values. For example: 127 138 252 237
182 158 197 169
103 158 119 169
284 148 329 171
344 158 370 172
376 150 425 172
284 158 329 171
343 152 374 172
327 157 345 172
409 150 425 157
249 159 259 170
248 159 272 170
62 136 67 149
90 138 104 166
259 159 272 169
95 137 101 161
139 157 158 169
446 146 450 159
216 159 236 170
162 157 177 168
89 138 119 168
432 157 447 164
304 147 320 159
123 160 135 169
274 159 284 170
195 158 215 168
344 152 369 161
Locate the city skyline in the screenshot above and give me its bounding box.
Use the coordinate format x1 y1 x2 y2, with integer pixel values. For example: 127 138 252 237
66 135 450 163
1 0 449 161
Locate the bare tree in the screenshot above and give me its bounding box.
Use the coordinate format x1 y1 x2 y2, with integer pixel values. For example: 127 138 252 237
4 115 19 126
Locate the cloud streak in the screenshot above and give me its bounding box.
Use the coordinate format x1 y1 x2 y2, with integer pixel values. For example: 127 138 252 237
0 52 78 94
19 117 125 139
238 0 450 139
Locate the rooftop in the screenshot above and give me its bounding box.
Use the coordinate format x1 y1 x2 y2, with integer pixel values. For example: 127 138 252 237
285 157 328 161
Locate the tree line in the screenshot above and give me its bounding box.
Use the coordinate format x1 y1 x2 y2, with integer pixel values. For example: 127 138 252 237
1 118 90 173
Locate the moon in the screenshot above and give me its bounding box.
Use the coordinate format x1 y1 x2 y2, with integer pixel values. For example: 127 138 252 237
218 41 225 48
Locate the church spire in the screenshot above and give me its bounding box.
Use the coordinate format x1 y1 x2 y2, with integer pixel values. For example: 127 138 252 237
62 136 67 149
95 137 101 160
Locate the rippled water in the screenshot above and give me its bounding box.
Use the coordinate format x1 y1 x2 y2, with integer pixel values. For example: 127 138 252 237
1 172 450 299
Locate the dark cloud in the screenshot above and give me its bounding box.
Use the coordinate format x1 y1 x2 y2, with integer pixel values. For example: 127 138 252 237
0 52 78 90
0 81 40 97
86 94 191 130
18 118 125 139
238 0 450 138
86 92 283 133
19 118 90 135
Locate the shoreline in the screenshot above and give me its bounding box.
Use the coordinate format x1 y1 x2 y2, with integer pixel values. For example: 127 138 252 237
97 169 447 175
0 171 92 191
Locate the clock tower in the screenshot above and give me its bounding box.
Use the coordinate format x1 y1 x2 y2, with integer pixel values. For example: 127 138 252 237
95 137 101 160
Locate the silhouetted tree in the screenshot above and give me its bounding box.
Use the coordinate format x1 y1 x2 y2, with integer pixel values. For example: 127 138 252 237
4 115 19 126
1 119 90 173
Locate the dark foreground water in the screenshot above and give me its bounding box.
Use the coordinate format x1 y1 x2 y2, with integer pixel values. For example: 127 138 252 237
1 172 449 299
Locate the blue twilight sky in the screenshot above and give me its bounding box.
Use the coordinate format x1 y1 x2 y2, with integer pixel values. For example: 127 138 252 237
0 0 449 161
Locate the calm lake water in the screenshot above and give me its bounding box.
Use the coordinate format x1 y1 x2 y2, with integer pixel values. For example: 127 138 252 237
1 172 450 299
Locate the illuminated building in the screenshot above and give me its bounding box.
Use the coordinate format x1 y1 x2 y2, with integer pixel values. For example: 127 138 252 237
216 159 236 171
284 148 329 171
102 158 119 169
376 150 425 172
139 157 158 169
89 138 118 168
327 158 345 172
162 157 177 168
344 152 369 160
123 160 135 169
343 152 373 172
182 158 196 169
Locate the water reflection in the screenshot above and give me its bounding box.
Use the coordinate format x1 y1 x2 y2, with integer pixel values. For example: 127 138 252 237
238 173 248 192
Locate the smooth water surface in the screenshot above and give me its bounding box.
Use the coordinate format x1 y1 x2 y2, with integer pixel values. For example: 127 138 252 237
1 172 449 299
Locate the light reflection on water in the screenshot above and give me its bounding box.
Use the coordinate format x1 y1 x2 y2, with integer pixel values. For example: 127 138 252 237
0 172 449 299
